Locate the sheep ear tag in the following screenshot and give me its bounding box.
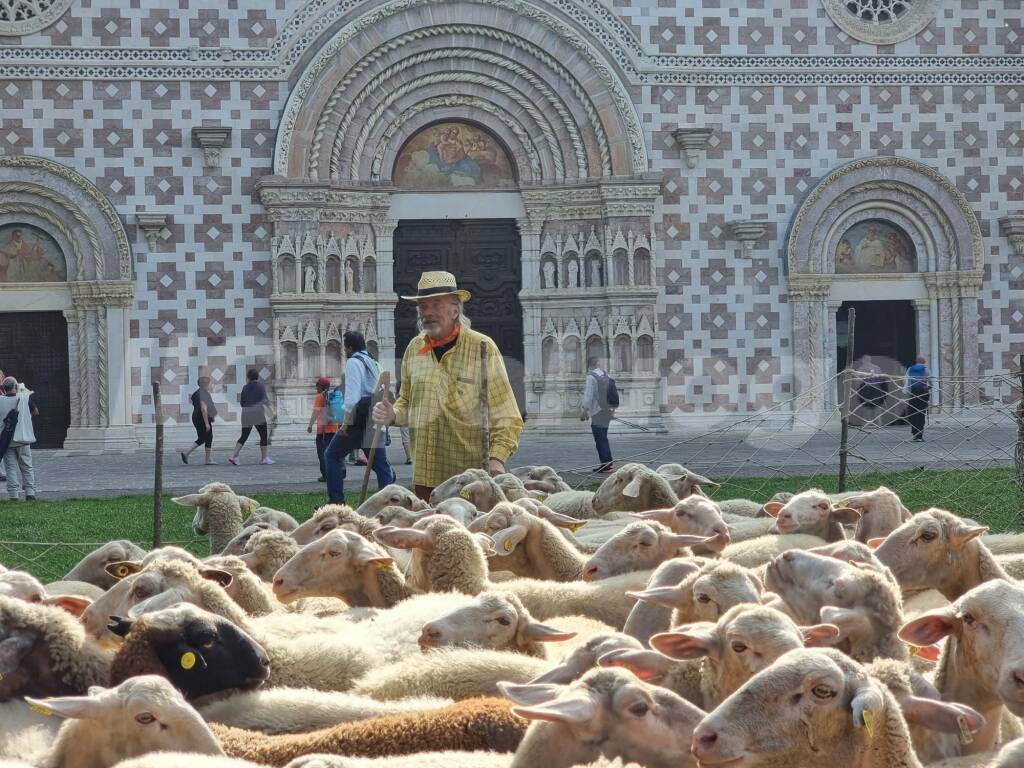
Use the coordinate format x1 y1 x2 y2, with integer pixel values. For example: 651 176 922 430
566 523 585 533
862 710 874 739
957 715 974 746
459 489 473 500
180 650 208 672
28 701 54 717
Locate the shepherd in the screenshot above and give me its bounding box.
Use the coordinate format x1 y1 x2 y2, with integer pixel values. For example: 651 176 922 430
373 271 523 501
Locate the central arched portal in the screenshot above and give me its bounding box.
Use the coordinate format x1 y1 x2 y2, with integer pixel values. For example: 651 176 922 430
259 0 663 432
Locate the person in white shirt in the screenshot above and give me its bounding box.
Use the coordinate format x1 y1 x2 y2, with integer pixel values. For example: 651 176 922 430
323 331 394 502
581 356 614 473
0 376 37 501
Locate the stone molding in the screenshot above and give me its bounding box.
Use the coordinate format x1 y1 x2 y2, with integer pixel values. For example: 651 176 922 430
820 0 940 46
672 128 715 170
191 127 233 171
998 214 1024 257
135 213 169 251
726 220 769 256
69 280 135 309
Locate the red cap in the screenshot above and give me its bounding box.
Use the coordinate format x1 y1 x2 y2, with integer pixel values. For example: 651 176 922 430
316 377 331 388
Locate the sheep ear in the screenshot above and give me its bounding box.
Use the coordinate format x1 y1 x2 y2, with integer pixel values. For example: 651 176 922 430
850 682 885 730
491 525 529 556
899 610 960 646
949 523 987 548
762 502 784 518
664 533 719 549
900 505 912 522
686 471 720 488
353 550 394 570
865 537 885 550
171 494 203 508
831 505 862 525
105 561 142 580
128 590 186 617
820 606 871 640
621 476 642 498
650 625 719 661
626 585 686 608
535 508 585 530
198 568 233 588
520 621 576 643
630 509 673 525
498 681 564 706
512 693 597 725
373 526 433 552
472 533 497 557
899 696 985 735
0 629 37 677
24 695 108 720
43 595 92 618
908 643 942 663
801 623 842 648
597 649 671 681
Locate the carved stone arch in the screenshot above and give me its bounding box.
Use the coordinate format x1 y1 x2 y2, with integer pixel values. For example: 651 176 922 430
786 156 984 413
0 155 136 449
274 1 647 179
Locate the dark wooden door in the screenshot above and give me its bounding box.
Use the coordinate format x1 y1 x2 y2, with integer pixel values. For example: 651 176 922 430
836 300 917 373
0 311 71 448
394 219 525 412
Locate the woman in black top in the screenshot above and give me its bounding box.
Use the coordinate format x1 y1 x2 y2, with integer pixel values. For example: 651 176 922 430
228 369 277 466
181 376 217 465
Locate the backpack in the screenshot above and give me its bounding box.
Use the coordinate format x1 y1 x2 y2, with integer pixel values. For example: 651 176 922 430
325 388 345 424
909 378 930 397
593 372 619 410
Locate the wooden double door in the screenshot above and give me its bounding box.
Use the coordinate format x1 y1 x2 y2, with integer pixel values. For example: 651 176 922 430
393 219 525 413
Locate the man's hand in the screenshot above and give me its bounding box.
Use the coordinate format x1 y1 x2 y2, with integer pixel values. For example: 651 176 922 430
374 399 395 426
306 425 313 434
488 458 505 477
580 409 590 422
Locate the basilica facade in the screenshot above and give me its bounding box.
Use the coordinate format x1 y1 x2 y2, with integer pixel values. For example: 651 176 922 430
0 0 1020 449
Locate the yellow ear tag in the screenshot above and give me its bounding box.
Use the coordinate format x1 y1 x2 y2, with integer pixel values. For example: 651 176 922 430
29 703 53 717
180 652 197 671
115 565 129 579
537 494 547 501
459 489 472 500
503 539 515 553
567 523 585 533
862 710 874 738
956 714 974 746
374 561 392 570
908 644 921 657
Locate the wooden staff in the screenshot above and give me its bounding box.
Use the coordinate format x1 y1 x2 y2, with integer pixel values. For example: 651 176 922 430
359 371 391 505
480 341 490 471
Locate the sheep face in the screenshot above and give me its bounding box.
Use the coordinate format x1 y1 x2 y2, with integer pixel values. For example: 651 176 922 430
272 529 392 604
841 487 910 544
239 528 298 581
219 522 273 557
248 507 299 533
375 504 434 528
64 540 148 590
431 497 479 526
502 667 705 768
429 469 490 505
111 604 269 699
82 564 233 644
355 483 431 517
0 570 46 603
766 550 866 625
763 490 861 541
630 495 731 553
649 605 838 707
0 598 84 700
528 633 644 685
291 504 363 545
582 522 713 582
900 580 1024 717
655 463 719 500
28 675 223 760
874 508 988 595
419 591 575 655
591 464 676 516
629 561 763 623
520 466 571 495
691 649 887 767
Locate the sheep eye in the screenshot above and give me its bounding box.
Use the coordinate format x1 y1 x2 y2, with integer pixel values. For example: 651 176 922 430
697 594 712 604
676 510 688 517
962 613 975 626
811 685 836 700
496 617 511 626
201 639 215 649
919 531 937 542
29 595 43 603
319 523 337 533
327 550 342 558
731 642 748 653
628 702 649 717
638 540 653 548
132 586 149 599
135 713 156 725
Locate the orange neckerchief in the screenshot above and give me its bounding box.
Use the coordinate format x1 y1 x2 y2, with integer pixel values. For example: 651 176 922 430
418 325 461 355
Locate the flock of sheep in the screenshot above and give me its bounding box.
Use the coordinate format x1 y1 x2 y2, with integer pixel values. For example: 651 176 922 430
1 461 1023 768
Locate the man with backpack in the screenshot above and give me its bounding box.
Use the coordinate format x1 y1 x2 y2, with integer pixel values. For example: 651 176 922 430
903 355 931 442
307 376 341 482
581 355 617 473
323 331 394 502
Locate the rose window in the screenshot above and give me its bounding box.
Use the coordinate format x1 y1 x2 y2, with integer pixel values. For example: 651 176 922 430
821 0 938 44
0 0 74 35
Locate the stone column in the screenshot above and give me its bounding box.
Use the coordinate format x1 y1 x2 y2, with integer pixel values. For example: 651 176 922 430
826 299 842 410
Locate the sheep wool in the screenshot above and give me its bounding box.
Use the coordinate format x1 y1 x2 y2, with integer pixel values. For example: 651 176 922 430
212 697 526 766
206 555 281 617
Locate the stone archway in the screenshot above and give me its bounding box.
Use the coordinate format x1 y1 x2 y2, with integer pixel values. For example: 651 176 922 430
259 0 663 431
786 156 984 413
0 155 136 449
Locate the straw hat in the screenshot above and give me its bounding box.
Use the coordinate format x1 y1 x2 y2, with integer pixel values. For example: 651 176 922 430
400 271 471 302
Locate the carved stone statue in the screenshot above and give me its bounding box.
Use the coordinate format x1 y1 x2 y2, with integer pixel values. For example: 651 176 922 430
345 262 356 293
542 259 556 289
568 259 579 288
303 264 317 293
587 258 599 287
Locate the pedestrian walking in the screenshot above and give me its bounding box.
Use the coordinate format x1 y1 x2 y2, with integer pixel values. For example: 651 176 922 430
307 376 339 482
903 355 931 442
323 331 394 502
0 376 37 501
581 355 617 473
181 376 217 465
228 369 276 466
373 271 523 501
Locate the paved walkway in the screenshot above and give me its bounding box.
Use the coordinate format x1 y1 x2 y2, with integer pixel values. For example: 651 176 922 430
13 420 1019 500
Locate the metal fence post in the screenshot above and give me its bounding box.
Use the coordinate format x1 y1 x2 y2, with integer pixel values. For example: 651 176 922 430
151 382 163 549
1016 353 1024 489
838 308 856 493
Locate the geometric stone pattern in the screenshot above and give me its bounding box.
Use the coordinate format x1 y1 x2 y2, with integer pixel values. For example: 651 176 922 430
0 0 1020 436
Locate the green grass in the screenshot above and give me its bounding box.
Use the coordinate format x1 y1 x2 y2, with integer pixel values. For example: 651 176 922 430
1 469 1020 581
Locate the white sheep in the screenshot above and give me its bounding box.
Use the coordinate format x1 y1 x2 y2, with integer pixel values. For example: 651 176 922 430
172 483 257 555
691 648 921 767
239 528 300 582
513 465 573 496
622 557 707 645
654 464 719 500
589 463 679 516
718 532 829 568
526 632 645 685
628 494 731 554
990 738 1024 767
468 502 588 581
354 484 431 518
431 497 480 527
841 486 911 543
761 488 862 542
64 540 148 590
581 521 714 581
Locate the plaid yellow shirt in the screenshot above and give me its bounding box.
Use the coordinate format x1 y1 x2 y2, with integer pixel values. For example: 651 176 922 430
393 326 523 488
